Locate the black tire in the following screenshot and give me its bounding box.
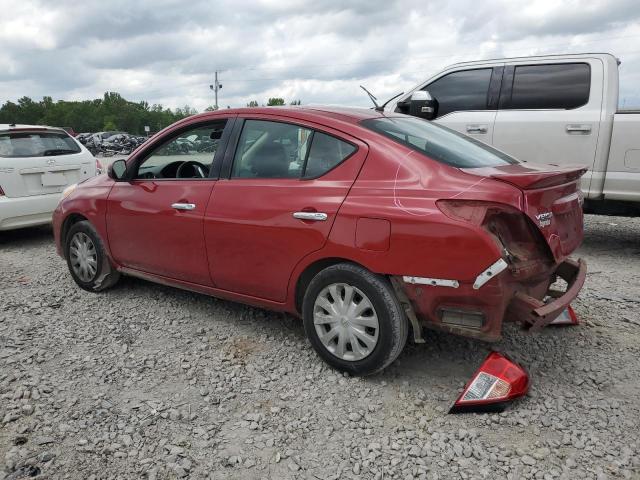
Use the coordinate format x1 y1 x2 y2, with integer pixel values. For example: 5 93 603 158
65 220 120 292
302 263 408 376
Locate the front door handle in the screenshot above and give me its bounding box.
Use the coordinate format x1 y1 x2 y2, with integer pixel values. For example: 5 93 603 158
293 211 328 221
466 124 488 134
566 124 592 134
171 203 196 210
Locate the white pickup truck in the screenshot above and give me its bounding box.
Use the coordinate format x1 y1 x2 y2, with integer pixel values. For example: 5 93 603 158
389 53 640 214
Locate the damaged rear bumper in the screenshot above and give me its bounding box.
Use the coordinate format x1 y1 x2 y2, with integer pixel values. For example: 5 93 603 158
507 258 587 331
394 257 586 342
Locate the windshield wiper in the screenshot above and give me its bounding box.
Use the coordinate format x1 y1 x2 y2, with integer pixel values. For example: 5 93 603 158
43 149 79 156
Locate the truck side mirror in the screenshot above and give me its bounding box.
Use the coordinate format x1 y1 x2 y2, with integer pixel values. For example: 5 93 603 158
409 90 438 120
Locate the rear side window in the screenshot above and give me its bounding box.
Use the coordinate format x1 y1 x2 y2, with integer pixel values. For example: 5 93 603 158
362 117 519 168
505 63 591 110
423 68 493 117
303 132 356 178
0 131 80 158
231 120 356 179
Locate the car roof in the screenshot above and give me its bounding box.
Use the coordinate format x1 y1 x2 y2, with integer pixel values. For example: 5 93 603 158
0 124 67 134
188 106 394 126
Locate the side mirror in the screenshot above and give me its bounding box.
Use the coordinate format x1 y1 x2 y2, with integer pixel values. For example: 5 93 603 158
108 159 128 181
409 90 438 120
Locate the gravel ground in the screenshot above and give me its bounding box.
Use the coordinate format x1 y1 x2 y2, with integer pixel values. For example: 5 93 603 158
1 214 639 480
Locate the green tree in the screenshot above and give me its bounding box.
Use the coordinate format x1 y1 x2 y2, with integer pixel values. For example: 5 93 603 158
290 99 301 105
0 93 191 135
246 100 259 107
267 98 285 106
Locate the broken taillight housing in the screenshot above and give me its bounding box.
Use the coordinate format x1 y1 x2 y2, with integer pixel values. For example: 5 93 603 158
449 351 529 413
437 200 551 265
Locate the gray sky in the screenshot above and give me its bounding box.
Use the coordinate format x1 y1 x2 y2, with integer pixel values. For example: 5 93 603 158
1 0 639 110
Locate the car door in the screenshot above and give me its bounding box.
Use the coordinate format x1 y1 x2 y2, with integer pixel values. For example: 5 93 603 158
106 118 234 285
204 116 368 302
400 66 503 145
492 60 602 193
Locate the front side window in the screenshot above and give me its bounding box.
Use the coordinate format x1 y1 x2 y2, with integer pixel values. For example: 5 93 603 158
0 131 80 158
424 68 493 117
135 121 226 179
362 116 519 168
506 63 591 110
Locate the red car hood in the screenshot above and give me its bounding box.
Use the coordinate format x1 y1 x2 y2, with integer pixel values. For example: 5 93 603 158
462 163 587 261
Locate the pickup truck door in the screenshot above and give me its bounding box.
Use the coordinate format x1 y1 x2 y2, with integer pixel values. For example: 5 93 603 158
492 60 604 195
399 66 504 145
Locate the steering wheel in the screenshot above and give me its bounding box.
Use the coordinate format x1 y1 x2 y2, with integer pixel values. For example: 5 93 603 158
176 161 209 178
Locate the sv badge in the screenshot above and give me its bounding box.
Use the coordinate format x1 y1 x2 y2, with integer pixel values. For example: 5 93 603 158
536 212 553 228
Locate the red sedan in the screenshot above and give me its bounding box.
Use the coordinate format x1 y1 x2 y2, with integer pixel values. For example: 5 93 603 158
53 107 586 375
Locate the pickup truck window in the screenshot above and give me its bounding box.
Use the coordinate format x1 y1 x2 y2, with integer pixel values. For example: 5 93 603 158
423 68 492 117
362 117 518 168
505 63 590 110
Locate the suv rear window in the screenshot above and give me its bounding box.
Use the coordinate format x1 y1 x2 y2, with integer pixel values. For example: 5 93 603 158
0 131 81 158
362 117 519 168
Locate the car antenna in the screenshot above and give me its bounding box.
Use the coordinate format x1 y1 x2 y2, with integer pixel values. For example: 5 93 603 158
360 85 380 110
360 86 403 112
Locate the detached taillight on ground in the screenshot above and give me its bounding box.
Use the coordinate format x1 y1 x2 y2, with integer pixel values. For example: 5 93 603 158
548 305 579 326
449 352 529 414
95 158 103 175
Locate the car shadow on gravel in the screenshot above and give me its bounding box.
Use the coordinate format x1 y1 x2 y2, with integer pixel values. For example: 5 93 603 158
0 225 54 247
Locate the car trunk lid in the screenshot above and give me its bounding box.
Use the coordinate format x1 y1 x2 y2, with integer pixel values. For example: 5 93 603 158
462 163 587 260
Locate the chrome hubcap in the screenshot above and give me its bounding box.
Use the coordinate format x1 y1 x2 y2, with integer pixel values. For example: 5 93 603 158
313 283 379 361
69 232 98 282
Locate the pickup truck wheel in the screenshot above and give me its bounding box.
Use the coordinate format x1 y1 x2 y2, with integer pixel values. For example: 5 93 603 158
66 221 120 292
302 263 408 376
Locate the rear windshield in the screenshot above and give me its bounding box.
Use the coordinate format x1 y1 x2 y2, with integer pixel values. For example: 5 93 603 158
361 117 519 168
0 131 81 158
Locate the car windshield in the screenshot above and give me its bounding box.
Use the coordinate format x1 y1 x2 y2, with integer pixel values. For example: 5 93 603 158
361 116 519 168
0 131 81 158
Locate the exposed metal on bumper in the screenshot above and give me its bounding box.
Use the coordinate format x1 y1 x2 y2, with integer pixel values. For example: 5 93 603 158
473 258 509 290
403 276 459 288
508 258 587 331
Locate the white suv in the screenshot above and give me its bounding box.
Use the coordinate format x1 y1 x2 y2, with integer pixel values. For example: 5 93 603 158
0 125 98 231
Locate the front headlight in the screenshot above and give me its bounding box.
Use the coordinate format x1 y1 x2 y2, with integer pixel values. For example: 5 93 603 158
61 183 77 200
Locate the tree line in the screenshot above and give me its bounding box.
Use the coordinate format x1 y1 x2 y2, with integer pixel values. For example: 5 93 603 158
0 93 303 135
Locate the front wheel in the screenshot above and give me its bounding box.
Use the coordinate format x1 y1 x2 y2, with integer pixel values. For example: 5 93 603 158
65 221 120 292
302 263 408 376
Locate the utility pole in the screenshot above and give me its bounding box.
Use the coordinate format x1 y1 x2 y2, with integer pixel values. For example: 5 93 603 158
209 71 222 110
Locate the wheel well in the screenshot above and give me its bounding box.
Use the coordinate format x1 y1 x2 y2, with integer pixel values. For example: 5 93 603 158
294 257 364 314
60 214 89 258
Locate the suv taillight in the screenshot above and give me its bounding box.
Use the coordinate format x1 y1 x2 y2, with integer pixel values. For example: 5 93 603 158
436 200 551 264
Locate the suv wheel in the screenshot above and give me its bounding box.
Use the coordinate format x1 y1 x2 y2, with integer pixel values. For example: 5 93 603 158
65 221 120 292
302 263 408 376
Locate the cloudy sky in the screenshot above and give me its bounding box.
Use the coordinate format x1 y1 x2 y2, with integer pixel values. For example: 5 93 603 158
1 0 639 111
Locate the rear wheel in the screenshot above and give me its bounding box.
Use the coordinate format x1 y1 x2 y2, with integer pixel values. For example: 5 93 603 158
302 263 408 376
65 221 120 292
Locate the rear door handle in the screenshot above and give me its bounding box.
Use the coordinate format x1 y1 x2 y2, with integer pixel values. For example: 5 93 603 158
293 211 328 221
566 124 592 134
466 124 488 134
171 203 196 210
